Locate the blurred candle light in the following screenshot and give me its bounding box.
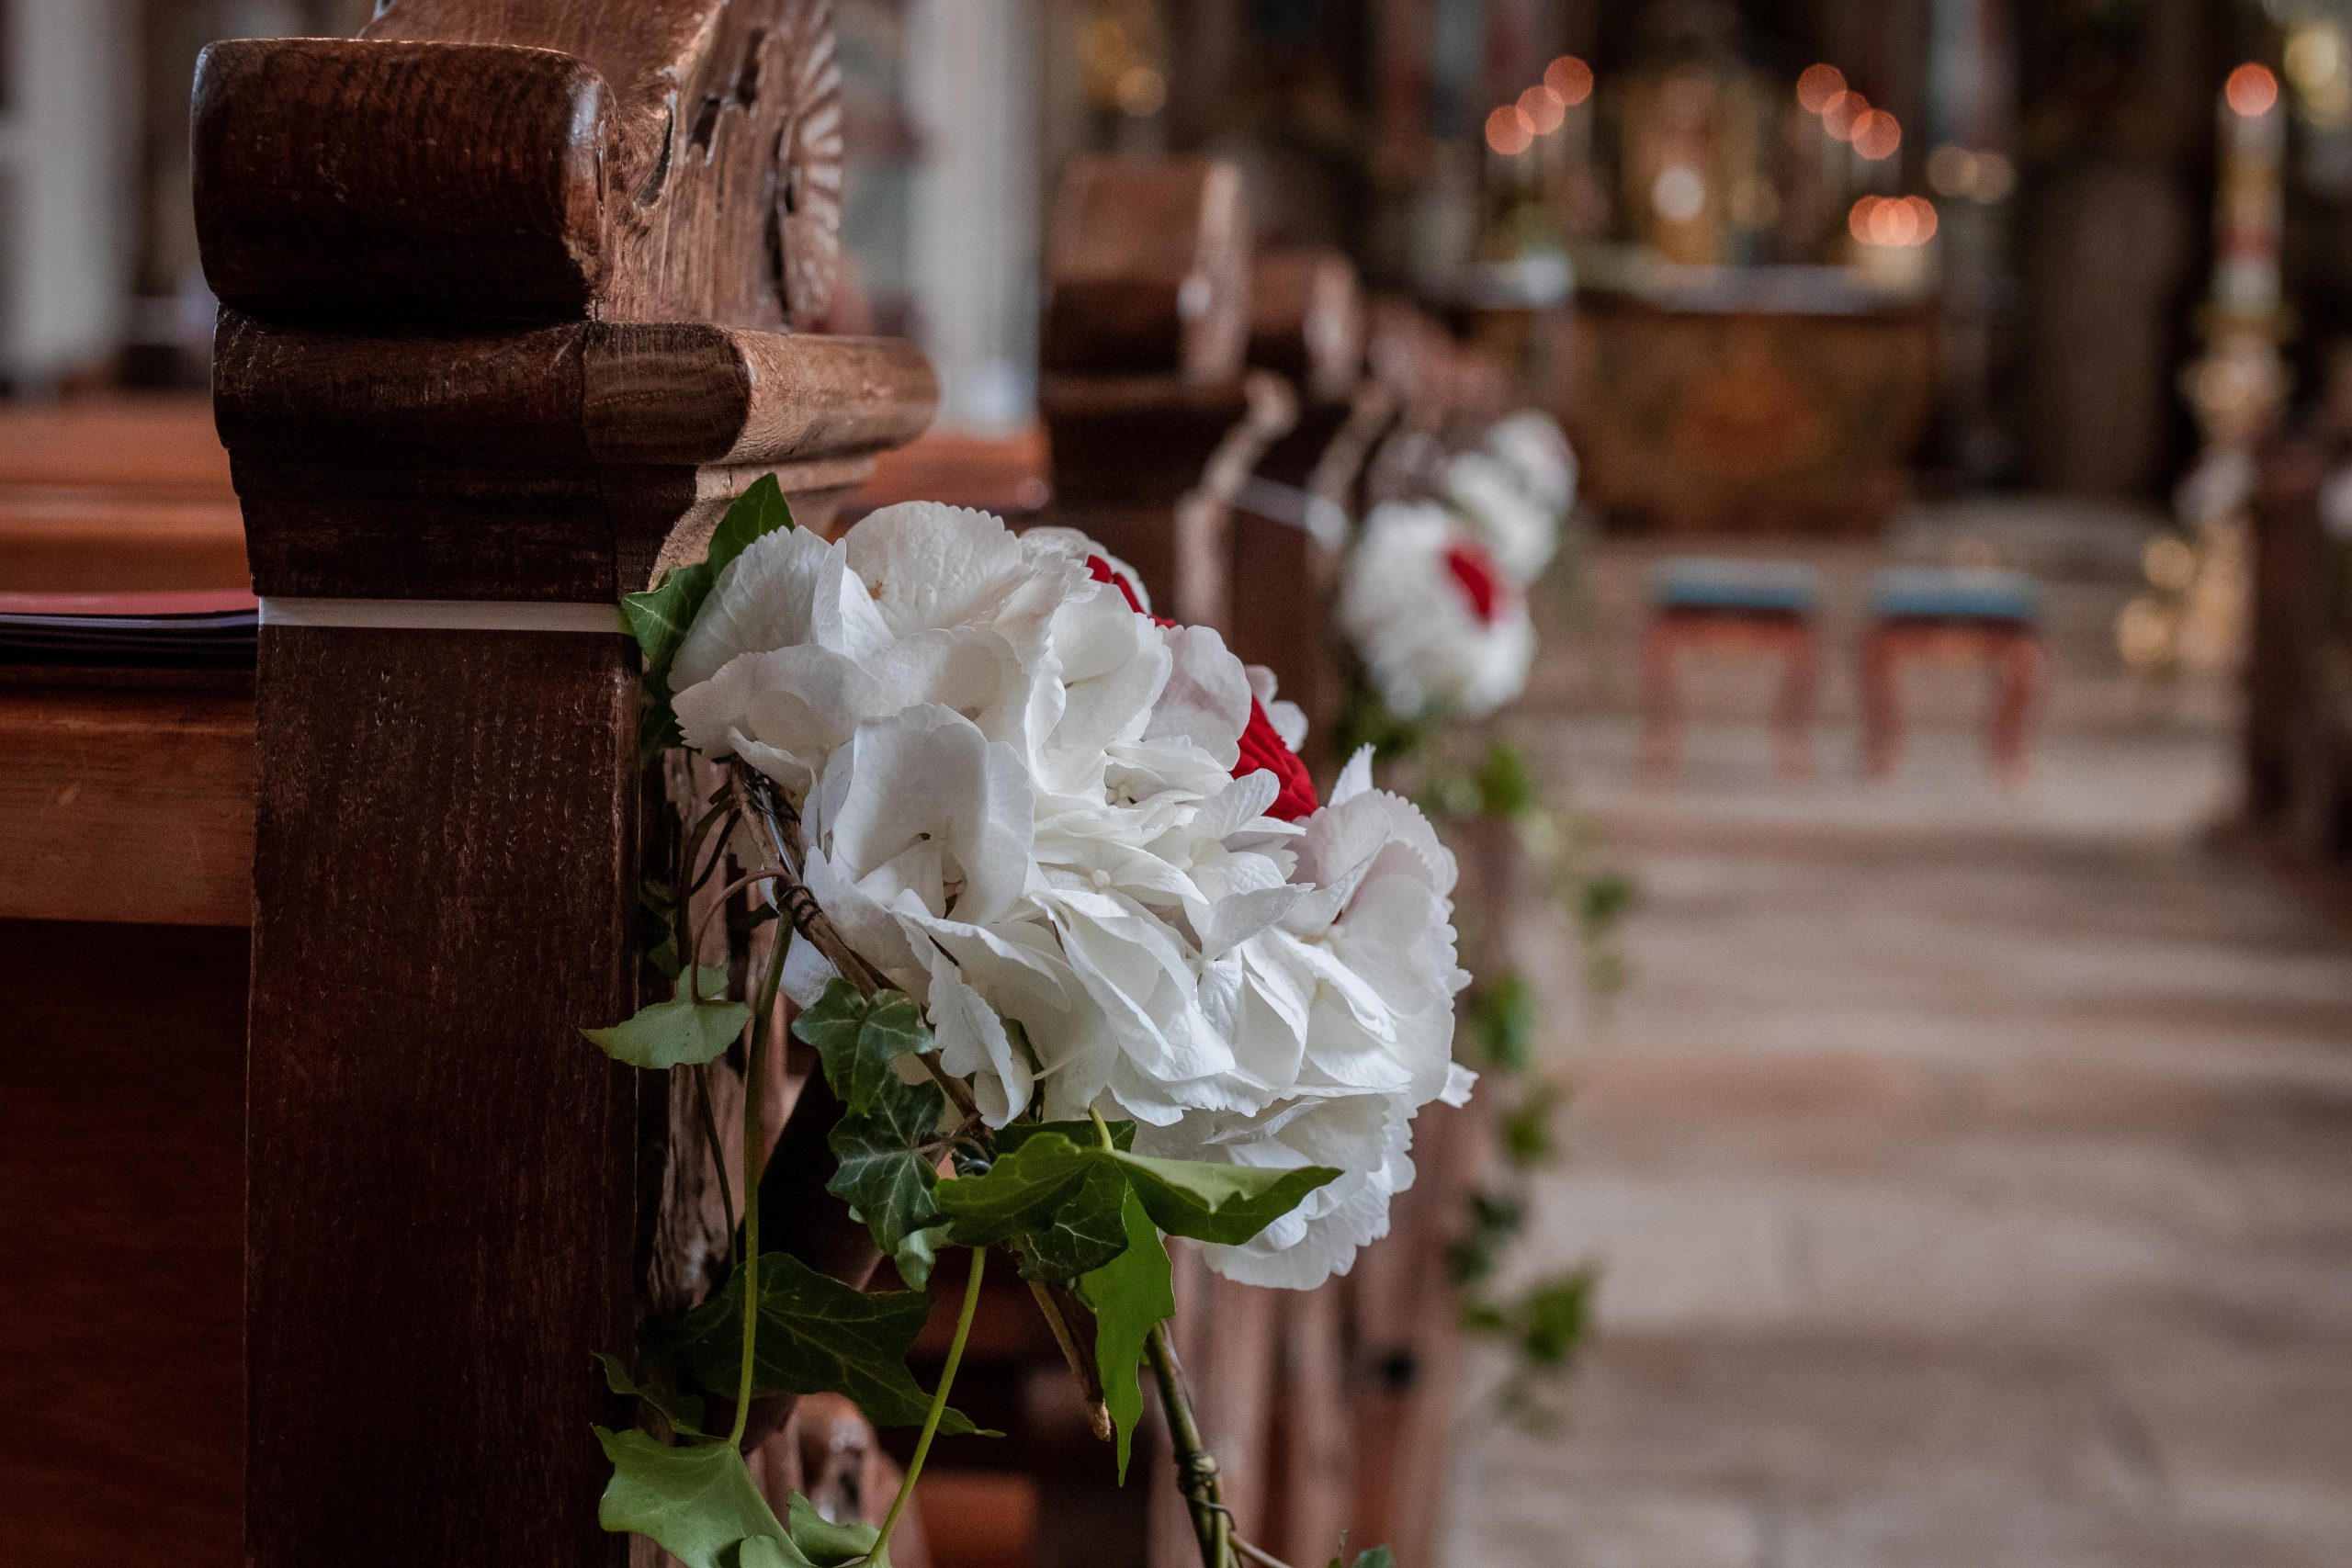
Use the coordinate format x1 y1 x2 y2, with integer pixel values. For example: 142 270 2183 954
1927 143 1976 196
1115 64 1166 118
1849 195 1936 247
1973 152 2016 203
1797 63 1847 114
2226 62 2280 118
1487 104 1536 156
1520 84 1566 136
1851 108 1902 160
1823 90 1868 141
1544 55 1594 107
1653 165 1707 221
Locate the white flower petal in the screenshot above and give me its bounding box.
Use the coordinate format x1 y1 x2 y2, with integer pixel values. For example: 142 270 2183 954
926 960 1035 1127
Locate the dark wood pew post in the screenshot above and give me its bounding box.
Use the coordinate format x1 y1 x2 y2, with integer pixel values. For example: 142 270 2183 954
1232 248 1363 779
194 7 935 1565
1038 155 1295 628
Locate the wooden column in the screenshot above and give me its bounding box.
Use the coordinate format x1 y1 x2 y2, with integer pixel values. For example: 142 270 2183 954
1234 247 1364 776
1038 155 1293 629
194 8 936 1566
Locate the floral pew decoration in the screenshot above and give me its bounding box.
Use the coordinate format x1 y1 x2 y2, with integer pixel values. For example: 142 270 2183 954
1334 407 1630 1427
584 476 1462 1568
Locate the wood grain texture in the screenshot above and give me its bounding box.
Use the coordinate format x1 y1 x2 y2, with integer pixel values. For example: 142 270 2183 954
198 0 843 329
244 627 643 1568
0 919 246 1568
194 40 609 321
0 685 254 925
192 4 935 1559
219 316 932 601
216 314 933 470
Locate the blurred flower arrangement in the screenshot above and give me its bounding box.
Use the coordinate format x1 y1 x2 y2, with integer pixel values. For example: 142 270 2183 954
1336 408 1632 1426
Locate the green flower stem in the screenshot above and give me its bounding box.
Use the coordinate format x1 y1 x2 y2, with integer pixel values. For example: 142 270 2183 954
1121 1088 1229 1566
727 923 794 1447
670 801 741 978
693 1062 737 1244
1146 1321 1231 1568
864 1247 987 1565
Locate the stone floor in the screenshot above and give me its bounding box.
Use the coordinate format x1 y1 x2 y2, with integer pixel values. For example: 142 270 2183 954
1438 526 2352 1567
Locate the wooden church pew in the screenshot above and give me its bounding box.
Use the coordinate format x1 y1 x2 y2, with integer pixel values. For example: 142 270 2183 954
1229 247 1364 785
4 5 944 1565
1036 154 1296 628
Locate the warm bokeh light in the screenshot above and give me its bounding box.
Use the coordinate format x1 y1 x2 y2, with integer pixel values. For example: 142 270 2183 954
1651 165 1707 222
1973 151 2017 203
2286 26 2342 94
1544 55 1594 107
1520 84 1566 136
1114 65 1166 118
1486 104 1535 157
1849 195 1937 247
1927 143 1975 196
1823 90 1868 141
1796 63 1847 114
2225 62 2280 118
1851 108 1903 160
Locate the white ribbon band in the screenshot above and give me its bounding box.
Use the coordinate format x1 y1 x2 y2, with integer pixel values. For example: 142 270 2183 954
258 597 627 635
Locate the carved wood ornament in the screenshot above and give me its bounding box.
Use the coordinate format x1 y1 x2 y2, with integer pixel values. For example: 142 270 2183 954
195 5 933 1566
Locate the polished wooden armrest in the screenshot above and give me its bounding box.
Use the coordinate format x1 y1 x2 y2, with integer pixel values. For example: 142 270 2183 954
0 675 256 926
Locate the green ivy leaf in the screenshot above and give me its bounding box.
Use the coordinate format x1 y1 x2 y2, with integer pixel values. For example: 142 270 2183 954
939 1130 1329 1273
933 1132 1132 1280
643 1252 983 1434
1445 1190 1527 1289
1500 1079 1563 1168
595 1350 710 1438
889 1223 953 1292
639 881 684 980
1464 971 1536 1074
1520 1269 1596 1368
622 475 797 748
582 966 748 1070
1474 739 1540 818
793 981 933 1116
1020 1162 1133 1281
829 1074 948 1287
997 1118 1136 1154
707 473 797 570
1340 1550 1396 1568
738 1539 821 1568
1109 1150 1341 1247
593 1427 787 1568
1076 1186 1174 1481
783 1493 888 1568
1577 872 1636 934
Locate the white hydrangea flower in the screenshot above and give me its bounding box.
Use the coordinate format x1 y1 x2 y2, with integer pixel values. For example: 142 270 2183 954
668 502 1469 1285
1340 500 1534 720
1443 450 1557 583
1483 409 1577 518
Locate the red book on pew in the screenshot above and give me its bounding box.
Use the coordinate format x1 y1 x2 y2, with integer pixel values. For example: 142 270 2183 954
0 589 258 667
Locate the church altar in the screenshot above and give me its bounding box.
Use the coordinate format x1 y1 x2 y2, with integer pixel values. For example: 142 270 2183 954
1565 266 1938 536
